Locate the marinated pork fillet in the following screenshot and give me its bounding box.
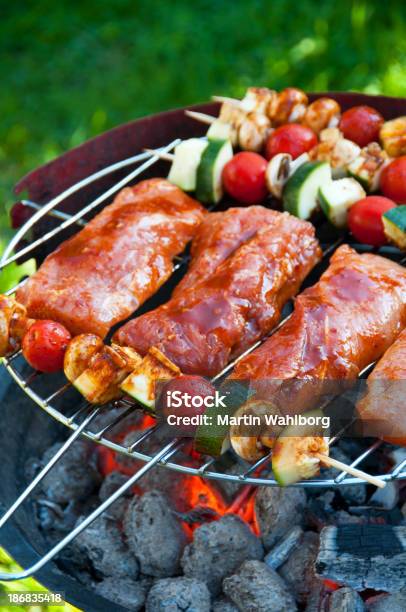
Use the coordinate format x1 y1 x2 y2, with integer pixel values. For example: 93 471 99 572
16 179 206 337
232 245 406 415
114 211 321 377
357 328 406 445
173 206 281 297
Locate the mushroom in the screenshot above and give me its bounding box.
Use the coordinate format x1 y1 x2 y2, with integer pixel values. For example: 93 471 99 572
240 87 277 115
0 295 33 357
230 399 283 462
63 333 105 383
266 152 310 198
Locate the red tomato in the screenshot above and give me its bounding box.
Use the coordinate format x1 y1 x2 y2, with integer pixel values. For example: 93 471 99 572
222 152 268 204
339 105 384 147
265 124 318 160
348 196 396 246
22 320 72 373
158 375 216 434
380 157 406 203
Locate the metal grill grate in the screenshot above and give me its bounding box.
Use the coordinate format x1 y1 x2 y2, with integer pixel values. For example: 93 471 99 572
1 138 406 580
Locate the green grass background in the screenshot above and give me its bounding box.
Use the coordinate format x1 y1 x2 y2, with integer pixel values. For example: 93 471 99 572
0 0 405 606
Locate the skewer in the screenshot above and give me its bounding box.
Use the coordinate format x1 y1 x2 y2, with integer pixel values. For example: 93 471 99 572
184 110 215 125
212 95 242 107
315 453 386 489
143 148 175 162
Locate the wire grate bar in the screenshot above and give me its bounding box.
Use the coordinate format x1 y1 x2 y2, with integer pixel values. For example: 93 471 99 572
240 452 273 479
0 140 180 270
92 405 137 440
334 439 383 483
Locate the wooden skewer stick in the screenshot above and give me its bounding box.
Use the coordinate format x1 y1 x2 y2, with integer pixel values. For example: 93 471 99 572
212 95 242 107
143 148 175 162
315 453 386 489
184 110 215 125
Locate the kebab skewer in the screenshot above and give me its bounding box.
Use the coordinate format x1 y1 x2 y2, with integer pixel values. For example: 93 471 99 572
223 245 406 485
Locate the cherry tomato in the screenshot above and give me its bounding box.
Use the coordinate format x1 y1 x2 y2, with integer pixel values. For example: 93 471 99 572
158 375 216 434
222 152 268 204
348 196 396 246
339 105 384 147
22 320 72 372
265 123 318 160
380 157 406 203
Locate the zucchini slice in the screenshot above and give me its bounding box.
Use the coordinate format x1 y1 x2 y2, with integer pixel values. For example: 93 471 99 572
318 178 366 228
383 205 406 250
74 345 142 405
120 346 181 410
207 120 233 142
168 138 208 191
194 380 250 456
196 139 233 204
283 161 331 219
272 409 330 486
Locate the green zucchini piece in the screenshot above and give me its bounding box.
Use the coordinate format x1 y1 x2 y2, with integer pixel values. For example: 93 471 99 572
120 347 180 411
272 409 330 486
318 177 366 228
168 138 208 191
194 380 251 456
283 162 331 219
196 139 233 204
207 120 233 142
383 205 406 250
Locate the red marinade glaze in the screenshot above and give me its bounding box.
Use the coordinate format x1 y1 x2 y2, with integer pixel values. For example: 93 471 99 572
114 210 321 377
16 179 206 337
231 245 406 415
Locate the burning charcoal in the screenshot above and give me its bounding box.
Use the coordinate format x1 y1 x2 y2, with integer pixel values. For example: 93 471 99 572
99 471 131 521
367 590 406 611
279 531 320 604
316 525 406 591
88 405 145 436
212 596 239 612
305 581 328 612
40 439 101 504
95 576 148 611
123 491 186 577
255 485 306 549
328 587 365 611
146 577 211 612
223 559 297 612
181 514 264 596
73 515 139 579
264 526 303 570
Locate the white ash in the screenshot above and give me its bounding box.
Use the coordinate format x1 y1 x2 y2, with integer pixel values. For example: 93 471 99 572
98 471 131 522
73 515 139 580
123 490 186 577
328 587 365 612
255 485 306 549
212 596 239 612
223 559 297 612
40 439 101 504
367 589 406 612
146 577 211 612
264 526 303 570
95 576 149 611
279 531 320 604
181 514 264 596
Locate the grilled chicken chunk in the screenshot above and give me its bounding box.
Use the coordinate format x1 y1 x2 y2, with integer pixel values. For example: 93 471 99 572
357 328 406 445
232 245 406 416
16 179 206 338
114 210 321 377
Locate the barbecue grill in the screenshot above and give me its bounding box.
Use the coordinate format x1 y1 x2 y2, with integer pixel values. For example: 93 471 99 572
1 93 406 581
